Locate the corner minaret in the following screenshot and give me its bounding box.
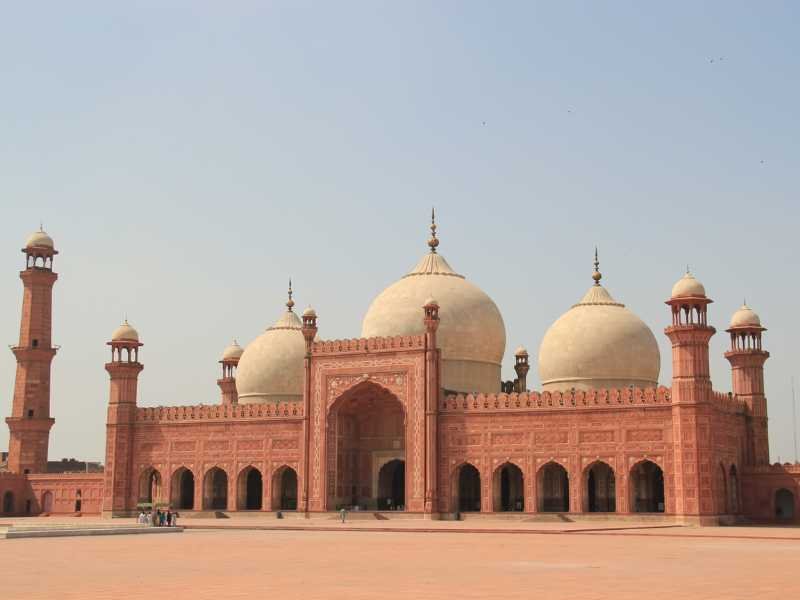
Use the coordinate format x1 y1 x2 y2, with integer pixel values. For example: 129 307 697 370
5 228 59 474
102 320 143 517
218 341 243 404
725 303 770 466
665 270 716 519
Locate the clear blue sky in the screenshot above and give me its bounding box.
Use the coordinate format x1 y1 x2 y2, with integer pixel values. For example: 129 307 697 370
1 2 798 463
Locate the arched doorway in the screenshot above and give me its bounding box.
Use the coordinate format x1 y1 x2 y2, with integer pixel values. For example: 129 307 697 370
585 462 615 512
775 488 795 520
203 467 228 510
718 463 729 514
272 466 298 510
493 463 524 512
237 467 263 510
454 463 481 512
327 382 405 510
728 465 739 513
42 491 54 513
538 462 569 512
2 491 14 514
377 459 405 510
138 467 162 504
171 467 195 509
630 460 665 513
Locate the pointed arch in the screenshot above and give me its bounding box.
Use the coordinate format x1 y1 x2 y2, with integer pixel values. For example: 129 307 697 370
138 467 163 504
630 459 665 513
583 461 615 512
492 462 524 512
272 465 298 510
237 465 263 510
728 464 739 514
203 466 228 510
451 462 481 512
171 467 195 509
538 461 569 512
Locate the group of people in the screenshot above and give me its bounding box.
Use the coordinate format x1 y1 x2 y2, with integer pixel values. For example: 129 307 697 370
137 508 179 527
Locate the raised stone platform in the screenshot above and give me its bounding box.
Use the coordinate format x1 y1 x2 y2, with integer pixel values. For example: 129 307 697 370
2 523 183 539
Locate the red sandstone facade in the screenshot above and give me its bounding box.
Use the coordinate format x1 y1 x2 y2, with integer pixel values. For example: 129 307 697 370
1 231 799 525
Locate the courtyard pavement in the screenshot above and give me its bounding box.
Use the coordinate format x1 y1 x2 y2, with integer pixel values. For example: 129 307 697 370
2 517 799 599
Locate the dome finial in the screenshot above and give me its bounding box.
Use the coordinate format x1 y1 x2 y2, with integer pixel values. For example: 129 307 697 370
592 247 602 285
428 207 439 253
286 278 295 311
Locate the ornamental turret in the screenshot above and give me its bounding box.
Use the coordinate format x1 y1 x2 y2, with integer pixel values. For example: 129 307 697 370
5 228 59 474
725 303 770 465
218 340 243 404
102 320 143 517
665 269 716 518
514 346 530 392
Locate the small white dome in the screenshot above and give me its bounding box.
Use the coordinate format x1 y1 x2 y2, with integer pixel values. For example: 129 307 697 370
538 283 660 392
514 345 528 357
221 340 244 361
729 304 762 329
112 320 139 342
26 229 54 249
423 296 439 307
671 272 706 298
302 306 317 318
235 307 306 404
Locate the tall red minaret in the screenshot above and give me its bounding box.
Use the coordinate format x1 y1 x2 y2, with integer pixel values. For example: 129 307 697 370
665 270 716 518
218 340 243 404
5 228 59 474
724 304 769 466
102 320 143 517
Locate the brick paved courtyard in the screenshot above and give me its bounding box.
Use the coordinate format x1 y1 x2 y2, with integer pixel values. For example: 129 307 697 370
3 521 799 600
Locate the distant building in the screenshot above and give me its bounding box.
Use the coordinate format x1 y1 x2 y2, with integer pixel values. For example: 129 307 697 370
1 220 798 523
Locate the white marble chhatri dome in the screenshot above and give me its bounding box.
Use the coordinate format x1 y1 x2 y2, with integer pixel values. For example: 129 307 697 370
361 214 506 393
235 288 306 404
538 256 660 392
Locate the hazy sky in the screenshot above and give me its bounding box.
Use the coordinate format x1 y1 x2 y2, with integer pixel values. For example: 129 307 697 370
1 2 798 463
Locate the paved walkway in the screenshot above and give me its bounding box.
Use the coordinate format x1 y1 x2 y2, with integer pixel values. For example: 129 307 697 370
3 523 799 600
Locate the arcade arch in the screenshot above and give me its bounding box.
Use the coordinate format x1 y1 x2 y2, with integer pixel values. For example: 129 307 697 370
203 467 228 510
492 462 523 512
775 488 795 520
237 466 263 510
538 462 569 512
138 467 162 504
171 467 195 509
584 461 615 513
272 466 298 510
453 463 481 512
630 460 665 513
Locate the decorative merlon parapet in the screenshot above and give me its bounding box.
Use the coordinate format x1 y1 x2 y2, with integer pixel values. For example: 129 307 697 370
710 390 748 414
441 386 672 412
312 335 426 354
135 402 303 423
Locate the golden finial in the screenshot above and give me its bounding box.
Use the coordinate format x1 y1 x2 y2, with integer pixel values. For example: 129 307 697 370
428 207 439 253
39 220 44 232
592 247 602 285
286 278 295 311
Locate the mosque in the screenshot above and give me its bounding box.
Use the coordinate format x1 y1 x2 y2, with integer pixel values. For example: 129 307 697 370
1 216 799 524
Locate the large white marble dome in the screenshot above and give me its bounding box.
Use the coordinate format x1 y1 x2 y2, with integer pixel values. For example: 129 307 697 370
538 265 660 392
235 299 306 404
361 224 506 394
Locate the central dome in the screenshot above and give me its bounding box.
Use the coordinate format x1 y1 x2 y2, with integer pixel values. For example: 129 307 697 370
538 259 660 392
361 216 506 393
